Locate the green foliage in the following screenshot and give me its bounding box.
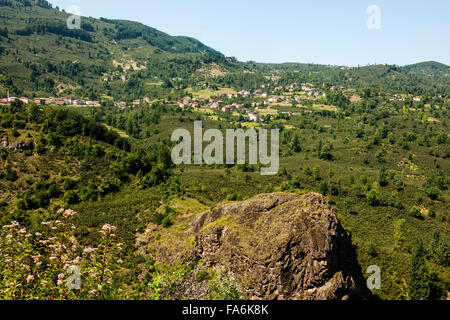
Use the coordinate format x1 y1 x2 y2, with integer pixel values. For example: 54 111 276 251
393 219 406 251
410 206 423 220
367 241 378 258
312 166 321 181
3 164 18 182
150 206 177 228
195 270 210 282
226 193 244 202
209 270 243 300
408 240 430 300
430 232 449 267
0 210 124 300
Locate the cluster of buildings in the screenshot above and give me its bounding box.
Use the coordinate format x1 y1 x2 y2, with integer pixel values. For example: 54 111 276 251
175 96 262 123
386 94 421 103
0 94 101 107
1 92 155 108
176 96 200 110
300 84 326 97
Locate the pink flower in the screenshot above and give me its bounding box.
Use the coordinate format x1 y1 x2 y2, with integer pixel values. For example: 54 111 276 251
63 209 77 219
26 275 34 283
100 224 118 235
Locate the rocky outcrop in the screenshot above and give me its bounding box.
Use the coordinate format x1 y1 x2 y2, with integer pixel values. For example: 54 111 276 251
138 193 370 300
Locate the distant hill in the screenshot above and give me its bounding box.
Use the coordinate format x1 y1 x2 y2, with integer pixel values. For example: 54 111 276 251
257 62 450 94
403 61 450 82
97 18 222 56
0 0 448 99
0 0 236 99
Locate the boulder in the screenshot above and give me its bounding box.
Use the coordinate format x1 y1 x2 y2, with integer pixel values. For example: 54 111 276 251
139 193 371 300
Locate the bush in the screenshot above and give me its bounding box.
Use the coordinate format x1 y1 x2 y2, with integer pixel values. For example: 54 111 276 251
63 190 80 205
410 206 423 219
377 169 388 187
0 211 124 300
4 165 18 182
428 207 436 218
195 270 210 282
313 166 321 181
425 186 440 200
226 193 243 201
63 178 78 191
161 216 173 228
367 242 378 257
318 182 328 195
366 189 380 206
209 270 242 300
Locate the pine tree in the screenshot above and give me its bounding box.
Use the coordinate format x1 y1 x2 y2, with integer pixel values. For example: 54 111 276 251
290 134 301 153
393 219 405 251
408 239 430 300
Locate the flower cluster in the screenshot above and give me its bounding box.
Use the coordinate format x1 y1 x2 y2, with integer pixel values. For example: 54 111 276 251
0 208 124 300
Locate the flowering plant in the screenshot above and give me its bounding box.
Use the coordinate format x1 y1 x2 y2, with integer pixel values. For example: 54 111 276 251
0 209 124 300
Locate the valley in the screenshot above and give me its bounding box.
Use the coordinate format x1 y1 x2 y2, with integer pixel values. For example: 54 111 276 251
0 0 448 301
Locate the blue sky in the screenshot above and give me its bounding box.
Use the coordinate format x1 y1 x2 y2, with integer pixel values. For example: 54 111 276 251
50 0 450 66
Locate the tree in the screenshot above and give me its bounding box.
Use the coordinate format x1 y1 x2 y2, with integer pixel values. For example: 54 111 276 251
431 232 449 267
366 189 380 206
410 206 423 219
157 144 173 169
318 182 328 195
290 135 301 153
409 240 430 300
393 219 406 251
312 166 321 181
377 168 388 187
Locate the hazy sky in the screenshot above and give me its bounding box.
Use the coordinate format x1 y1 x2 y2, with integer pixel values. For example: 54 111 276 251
49 0 450 66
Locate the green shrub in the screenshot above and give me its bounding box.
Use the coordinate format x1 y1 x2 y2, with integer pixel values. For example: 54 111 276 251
4 165 18 182
425 186 440 200
366 189 380 206
410 206 423 219
367 242 378 257
195 270 210 282
63 190 80 205
209 270 242 300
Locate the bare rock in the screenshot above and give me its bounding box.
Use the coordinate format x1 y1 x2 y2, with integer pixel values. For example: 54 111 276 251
141 193 370 300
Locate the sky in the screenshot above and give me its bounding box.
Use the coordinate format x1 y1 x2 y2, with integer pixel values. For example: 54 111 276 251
49 0 450 67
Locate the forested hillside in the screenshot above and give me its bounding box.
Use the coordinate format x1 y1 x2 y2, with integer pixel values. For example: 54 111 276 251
0 0 449 301
0 0 448 102
0 0 242 101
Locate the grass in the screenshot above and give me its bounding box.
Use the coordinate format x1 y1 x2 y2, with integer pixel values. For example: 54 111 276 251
187 88 237 99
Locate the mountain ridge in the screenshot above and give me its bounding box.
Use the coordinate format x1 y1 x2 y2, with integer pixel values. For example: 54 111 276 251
0 0 448 99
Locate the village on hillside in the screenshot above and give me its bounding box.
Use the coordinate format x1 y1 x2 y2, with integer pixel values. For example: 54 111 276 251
1 81 423 127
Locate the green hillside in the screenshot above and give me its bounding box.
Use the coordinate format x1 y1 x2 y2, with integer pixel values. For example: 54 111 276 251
0 0 449 102
258 62 450 95
0 0 238 100
0 0 449 301
403 61 450 82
